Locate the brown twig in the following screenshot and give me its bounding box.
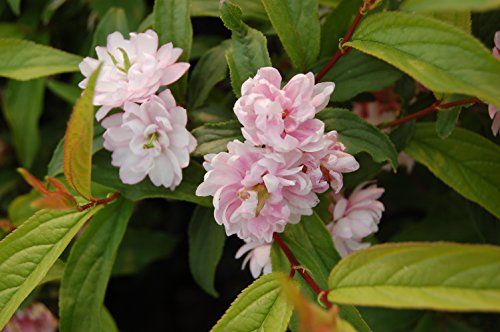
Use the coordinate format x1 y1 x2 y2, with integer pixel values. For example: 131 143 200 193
315 0 378 82
273 233 333 309
380 97 481 129
78 192 120 211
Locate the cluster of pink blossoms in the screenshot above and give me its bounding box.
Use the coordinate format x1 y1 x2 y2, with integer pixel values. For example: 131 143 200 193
196 67 360 277
3 302 58 332
80 30 196 189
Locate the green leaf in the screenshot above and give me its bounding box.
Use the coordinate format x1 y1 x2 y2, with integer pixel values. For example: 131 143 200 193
0 38 81 80
428 12 471 33
188 206 225 297
0 23 31 39
317 108 398 170
7 191 40 226
320 0 361 58
102 307 119 332
211 273 293 332
3 78 45 168
328 242 500 312
46 79 80 105
60 198 133 332
154 0 192 60
89 0 145 28
112 228 178 276
436 107 461 139
7 0 20 15
271 213 372 332
153 0 192 97
42 0 67 25
261 0 320 69
192 0 268 21
220 0 272 96
90 7 129 55
405 123 500 218
191 120 243 156
0 207 102 329
318 50 402 102
63 64 101 200
188 40 229 110
402 0 500 12
345 12 500 108
91 151 211 206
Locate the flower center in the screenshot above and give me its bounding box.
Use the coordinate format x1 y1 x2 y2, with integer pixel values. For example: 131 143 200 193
107 47 132 74
143 132 158 149
238 183 269 216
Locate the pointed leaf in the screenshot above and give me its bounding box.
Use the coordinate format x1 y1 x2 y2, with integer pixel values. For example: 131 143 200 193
317 108 398 170
60 198 133 332
345 12 500 107
0 38 81 80
63 64 102 200
90 7 129 55
0 207 102 329
220 0 272 96
405 123 500 218
188 206 225 297
261 0 320 69
211 273 293 332
328 242 500 312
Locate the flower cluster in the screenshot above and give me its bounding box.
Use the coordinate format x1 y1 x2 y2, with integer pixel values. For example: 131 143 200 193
3 302 58 332
80 30 196 189
327 182 385 257
489 31 500 136
196 67 360 277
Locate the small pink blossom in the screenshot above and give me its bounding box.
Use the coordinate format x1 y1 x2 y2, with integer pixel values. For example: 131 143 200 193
352 88 400 127
79 29 190 121
3 302 58 332
102 89 196 189
235 240 272 278
196 140 318 242
234 67 335 152
303 131 359 194
327 182 385 257
489 31 500 136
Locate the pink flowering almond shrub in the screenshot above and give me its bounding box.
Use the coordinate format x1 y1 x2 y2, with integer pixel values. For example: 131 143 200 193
79 29 190 121
327 182 385 257
102 89 196 189
2 0 500 331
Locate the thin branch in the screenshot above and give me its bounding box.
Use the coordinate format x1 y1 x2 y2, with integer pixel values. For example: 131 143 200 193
78 192 120 211
380 97 481 129
273 233 333 309
315 0 378 82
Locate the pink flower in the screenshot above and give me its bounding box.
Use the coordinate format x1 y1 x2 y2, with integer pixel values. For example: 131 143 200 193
326 182 385 257
489 31 500 136
196 140 319 242
234 67 335 152
79 29 190 121
303 131 359 194
235 240 272 278
3 302 58 332
102 89 197 189
352 87 401 127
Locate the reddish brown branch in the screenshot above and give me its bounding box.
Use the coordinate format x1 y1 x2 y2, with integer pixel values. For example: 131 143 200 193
273 233 333 309
78 192 120 211
380 97 481 129
315 0 378 82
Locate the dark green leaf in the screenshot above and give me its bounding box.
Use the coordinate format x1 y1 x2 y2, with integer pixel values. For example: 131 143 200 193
60 198 133 332
405 123 500 218
318 108 398 170
436 107 461 139
46 79 80 105
90 7 129 55
3 78 45 168
91 151 211 206
7 0 20 15
261 0 320 69
188 206 225 297
188 40 229 109
191 120 243 156
402 0 500 12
